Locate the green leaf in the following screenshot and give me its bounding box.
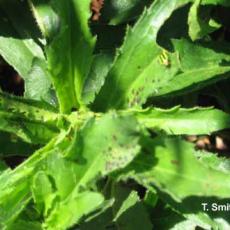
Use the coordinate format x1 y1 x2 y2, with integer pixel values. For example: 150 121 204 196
46 0 96 112
151 39 230 98
81 183 152 230
144 190 158 209
0 0 53 103
133 106 230 135
194 151 230 173
0 92 61 143
24 58 57 106
121 137 230 201
7 220 42 230
101 0 152 25
95 2 230 111
31 171 56 216
155 217 199 230
0 132 66 228
0 136 57 227
0 0 44 77
0 113 140 228
40 114 139 228
44 113 140 228
157 4 190 50
0 111 58 144
113 190 152 230
200 0 230 6
65 113 140 180
29 0 60 39
38 114 139 228
44 191 104 230
151 205 199 230
173 39 230 69
80 205 113 230
82 52 114 105
2 1 230 228
188 0 221 41
94 0 183 111
0 91 58 114
0 173 31 228
159 191 230 229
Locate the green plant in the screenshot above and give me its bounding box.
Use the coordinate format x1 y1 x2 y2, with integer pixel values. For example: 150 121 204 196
1 0 230 229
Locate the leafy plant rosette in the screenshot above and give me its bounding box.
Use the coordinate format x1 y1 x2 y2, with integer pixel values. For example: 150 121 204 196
1 0 230 229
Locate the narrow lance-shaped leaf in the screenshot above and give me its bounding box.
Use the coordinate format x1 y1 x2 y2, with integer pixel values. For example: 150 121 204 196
94 0 182 111
132 106 230 135
0 111 58 144
0 92 61 143
0 92 59 123
94 1 230 111
45 0 96 112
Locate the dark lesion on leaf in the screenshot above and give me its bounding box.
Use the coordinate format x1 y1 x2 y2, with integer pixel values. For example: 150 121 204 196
90 0 104 21
170 160 179 166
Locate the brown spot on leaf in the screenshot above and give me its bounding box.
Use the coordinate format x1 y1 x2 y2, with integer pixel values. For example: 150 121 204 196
108 146 112 151
112 134 117 141
171 160 179 165
66 134 72 141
